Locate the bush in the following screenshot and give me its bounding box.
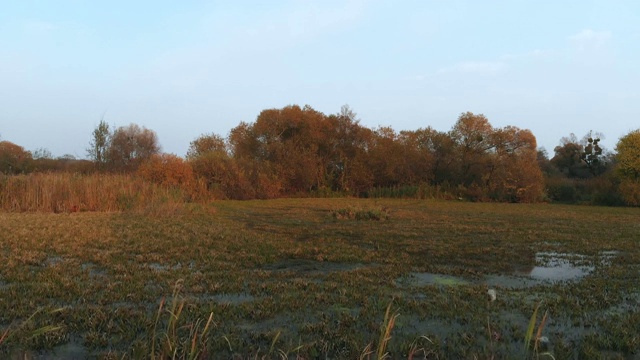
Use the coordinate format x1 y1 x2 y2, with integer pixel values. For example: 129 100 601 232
619 179 640 206
137 154 195 188
546 177 577 203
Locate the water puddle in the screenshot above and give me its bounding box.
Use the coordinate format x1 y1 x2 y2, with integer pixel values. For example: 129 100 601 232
402 251 619 289
81 262 107 278
524 252 593 282
402 273 469 287
486 252 596 288
192 293 256 305
20 337 89 359
144 261 194 272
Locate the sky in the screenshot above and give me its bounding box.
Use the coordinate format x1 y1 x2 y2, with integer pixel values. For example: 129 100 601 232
1 0 639 158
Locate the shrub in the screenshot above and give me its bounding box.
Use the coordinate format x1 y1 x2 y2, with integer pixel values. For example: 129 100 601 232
137 154 195 188
619 179 640 206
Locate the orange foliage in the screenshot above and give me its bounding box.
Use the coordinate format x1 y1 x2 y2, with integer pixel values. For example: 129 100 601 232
137 154 195 188
0 141 33 174
0 172 199 213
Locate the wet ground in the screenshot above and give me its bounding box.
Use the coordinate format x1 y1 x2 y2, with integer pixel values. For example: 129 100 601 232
3 200 638 359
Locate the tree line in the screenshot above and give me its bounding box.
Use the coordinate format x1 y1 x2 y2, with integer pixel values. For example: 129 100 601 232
1 105 639 205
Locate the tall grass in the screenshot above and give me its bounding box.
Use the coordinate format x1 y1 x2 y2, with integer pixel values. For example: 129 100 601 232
151 280 215 360
525 302 554 360
0 173 207 213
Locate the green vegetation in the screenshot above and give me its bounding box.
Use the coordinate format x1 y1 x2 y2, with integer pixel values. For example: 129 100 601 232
0 198 638 358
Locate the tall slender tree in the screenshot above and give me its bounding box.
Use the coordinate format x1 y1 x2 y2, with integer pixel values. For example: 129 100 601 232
87 119 111 169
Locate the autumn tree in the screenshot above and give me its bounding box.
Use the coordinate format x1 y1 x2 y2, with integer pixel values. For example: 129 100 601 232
323 105 373 194
201 105 546 202
367 127 402 187
228 121 283 198
450 112 495 189
186 133 227 159
0 141 33 174
367 127 429 188
551 134 584 178
229 105 328 195
489 126 544 202
107 124 160 171
536 149 558 176
137 153 195 188
185 132 252 199
398 129 434 184
616 129 640 206
411 127 456 186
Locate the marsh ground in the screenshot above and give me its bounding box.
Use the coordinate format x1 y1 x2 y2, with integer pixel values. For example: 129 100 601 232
0 199 638 359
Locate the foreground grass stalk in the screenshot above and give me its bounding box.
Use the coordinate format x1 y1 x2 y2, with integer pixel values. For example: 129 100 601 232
376 301 399 360
150 280 215 360
525 302 555 360
524 302 540 354
0 307 65 348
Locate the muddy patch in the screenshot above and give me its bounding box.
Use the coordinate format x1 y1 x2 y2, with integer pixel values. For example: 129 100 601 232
396 317 467 338
401 273 469 287
81 262 107 278
143 261 195 272
44 255 64 267
21 337 89 359
261 259 366 274
484 275 541 289
602 291 640 316
0 279 10 290
194 293 256 305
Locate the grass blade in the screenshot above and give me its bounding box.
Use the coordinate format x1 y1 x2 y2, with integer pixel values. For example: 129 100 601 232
524 302 541 353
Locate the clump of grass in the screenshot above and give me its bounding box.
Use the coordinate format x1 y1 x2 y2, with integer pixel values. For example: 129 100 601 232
151 280 215 360
331 205 390 221
0 307 65 348
361 301 399 360
525 302 555 359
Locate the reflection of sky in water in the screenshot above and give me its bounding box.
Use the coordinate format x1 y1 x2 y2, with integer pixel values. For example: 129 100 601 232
405 251 615 289
527 252 595 282
528 263 593 282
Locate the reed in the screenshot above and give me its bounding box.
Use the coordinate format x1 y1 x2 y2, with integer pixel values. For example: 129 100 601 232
0 173 207 213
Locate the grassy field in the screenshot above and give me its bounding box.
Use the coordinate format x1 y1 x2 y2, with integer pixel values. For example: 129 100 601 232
0 198 638 359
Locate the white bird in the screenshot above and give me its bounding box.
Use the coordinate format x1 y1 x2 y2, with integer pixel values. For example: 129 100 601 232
487 289 497 302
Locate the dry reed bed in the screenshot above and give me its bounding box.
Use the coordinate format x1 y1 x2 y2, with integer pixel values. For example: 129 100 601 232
0 173 204 213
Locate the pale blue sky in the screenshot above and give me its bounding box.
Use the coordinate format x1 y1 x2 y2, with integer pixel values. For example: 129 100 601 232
1 0 639 158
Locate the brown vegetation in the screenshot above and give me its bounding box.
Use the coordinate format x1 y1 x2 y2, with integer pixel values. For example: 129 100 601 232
2 104 639 206
0 172 204 213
